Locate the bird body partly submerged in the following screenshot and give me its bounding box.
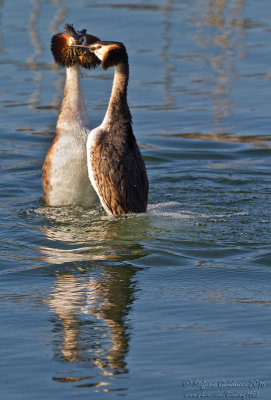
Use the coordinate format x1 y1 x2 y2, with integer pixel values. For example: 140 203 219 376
84 44 149 214
42 25 99 207
87 120 148 214
43 28 148 214
42 65 97 206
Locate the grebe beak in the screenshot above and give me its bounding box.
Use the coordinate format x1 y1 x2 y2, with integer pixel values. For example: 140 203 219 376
69 44 89 49
70 44 96 52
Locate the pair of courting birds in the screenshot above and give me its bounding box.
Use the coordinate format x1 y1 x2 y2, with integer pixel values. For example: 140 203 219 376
42 24 148 215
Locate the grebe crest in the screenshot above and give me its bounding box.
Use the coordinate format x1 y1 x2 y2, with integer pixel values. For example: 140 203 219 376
51 24 100 69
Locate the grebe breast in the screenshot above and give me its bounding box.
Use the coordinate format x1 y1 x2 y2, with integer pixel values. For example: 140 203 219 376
42 25 100 207
43 127 97 207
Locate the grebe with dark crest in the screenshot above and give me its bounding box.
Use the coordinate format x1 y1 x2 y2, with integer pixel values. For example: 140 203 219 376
42 24 100 207
73 41 149 215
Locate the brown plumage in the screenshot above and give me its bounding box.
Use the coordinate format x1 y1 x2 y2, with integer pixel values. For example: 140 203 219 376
80 41 149 215
51 24 100 69
90 125 148 214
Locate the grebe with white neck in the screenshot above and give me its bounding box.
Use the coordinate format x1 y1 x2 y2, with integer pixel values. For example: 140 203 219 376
42 25 100 207
74 41 149 215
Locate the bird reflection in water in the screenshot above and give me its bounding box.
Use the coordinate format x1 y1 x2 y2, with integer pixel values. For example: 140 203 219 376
48 265 136 378
39 207 147 264
40 210 147 384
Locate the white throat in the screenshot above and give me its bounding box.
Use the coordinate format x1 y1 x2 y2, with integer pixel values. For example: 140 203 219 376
56 65 91 134
102 62 129 127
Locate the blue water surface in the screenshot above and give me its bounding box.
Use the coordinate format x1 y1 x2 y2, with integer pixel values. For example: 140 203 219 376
0 0 271 399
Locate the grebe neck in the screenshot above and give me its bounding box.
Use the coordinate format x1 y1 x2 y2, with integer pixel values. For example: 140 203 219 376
56 64 90 134
102 62 131 127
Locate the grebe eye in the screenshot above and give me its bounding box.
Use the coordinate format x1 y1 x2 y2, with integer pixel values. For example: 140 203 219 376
97 45 102 49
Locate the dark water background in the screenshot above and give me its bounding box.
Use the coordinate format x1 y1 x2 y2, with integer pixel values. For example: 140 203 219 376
1 0 271 399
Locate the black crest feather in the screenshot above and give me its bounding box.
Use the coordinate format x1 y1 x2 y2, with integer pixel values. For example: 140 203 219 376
51 23 101 69
64 23 77 36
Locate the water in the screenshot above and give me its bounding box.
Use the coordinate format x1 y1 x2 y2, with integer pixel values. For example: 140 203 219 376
1 0 271 399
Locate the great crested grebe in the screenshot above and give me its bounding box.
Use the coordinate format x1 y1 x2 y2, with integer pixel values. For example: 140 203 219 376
73 41 149 215
42 24 100 207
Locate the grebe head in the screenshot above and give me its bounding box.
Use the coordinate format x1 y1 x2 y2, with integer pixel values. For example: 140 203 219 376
74 41 128 70
51 24 100 69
